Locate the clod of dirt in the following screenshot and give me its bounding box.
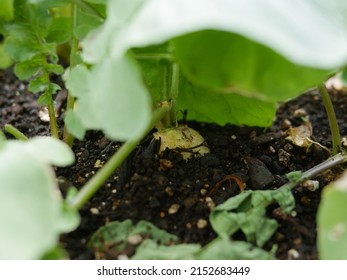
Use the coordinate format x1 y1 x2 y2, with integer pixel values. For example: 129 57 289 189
153 125 210 160
244 157 275 189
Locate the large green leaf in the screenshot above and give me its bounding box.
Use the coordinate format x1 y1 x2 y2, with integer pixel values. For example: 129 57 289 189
79 0 347 129
84 0 347 69
317 172 347 259
173 30 330 102
0 0 14 21
65 55 152 141
0 137 78 260
178 76 276 126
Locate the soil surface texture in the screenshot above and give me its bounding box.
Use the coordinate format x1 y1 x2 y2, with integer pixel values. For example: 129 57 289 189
1 67 346 260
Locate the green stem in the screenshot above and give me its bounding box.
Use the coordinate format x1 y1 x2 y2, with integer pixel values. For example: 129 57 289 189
3 124 29 141
168 62 179 127
281 152 347 191
63 2 79 146
319 83 341 155
47 97 59 139
69 105 170 210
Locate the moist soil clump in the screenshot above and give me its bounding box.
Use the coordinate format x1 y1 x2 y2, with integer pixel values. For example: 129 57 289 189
1 68 346 259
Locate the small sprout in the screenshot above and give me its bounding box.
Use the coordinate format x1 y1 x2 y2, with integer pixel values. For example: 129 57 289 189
153 125 210 161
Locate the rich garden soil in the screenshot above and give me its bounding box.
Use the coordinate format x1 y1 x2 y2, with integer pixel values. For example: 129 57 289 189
1 67 346 260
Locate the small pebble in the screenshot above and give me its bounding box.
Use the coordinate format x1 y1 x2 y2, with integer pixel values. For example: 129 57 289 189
205 197 215 210
168 204 180 214
287 248 300 259
197 219 208 229
165 187 174 196
302 180 319 191
127 234 143 245
90 208 99 215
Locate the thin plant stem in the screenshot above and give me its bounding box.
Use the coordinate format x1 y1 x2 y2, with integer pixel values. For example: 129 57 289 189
69 105 171 210
168 62 179 127
283 152 347 191
257 152 347 209
3 124 29 141
63 2 79 146
41 69 60 139
319 83 341 155
47 95 60 139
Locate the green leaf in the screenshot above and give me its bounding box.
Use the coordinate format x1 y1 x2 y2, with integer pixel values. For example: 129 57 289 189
197 238 274 260
29 76 48 93
46 17 72 44
318 172 347 259
24 137 75 166
41 245 69 260
66 56 152 141
132 240 201 260
37 92 52 105
64 109 86 140
4 35 41 62
14 56 44 80
178 76 277 126
94 0 347 69
173 30 330 102
0 0 14 21
0 43 12 69
210 188 295 247
0 137 76 259
45 63 64 75
89 220 178 258
75 7 103 40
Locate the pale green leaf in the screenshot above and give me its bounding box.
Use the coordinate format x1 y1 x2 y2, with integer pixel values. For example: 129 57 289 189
66 56 152 141
0 138 75 259
132 240 201 260
318 172 347 259
24 137 75 167
198 238 274 260
210 188 295 247
100 0 347 69
64 109 86 140
89 220 178 257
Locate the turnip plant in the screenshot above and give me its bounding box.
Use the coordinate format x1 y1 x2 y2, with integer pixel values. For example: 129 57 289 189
1 0 347 259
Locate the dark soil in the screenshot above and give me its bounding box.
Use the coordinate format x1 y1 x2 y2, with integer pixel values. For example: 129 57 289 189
1 67 346 260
